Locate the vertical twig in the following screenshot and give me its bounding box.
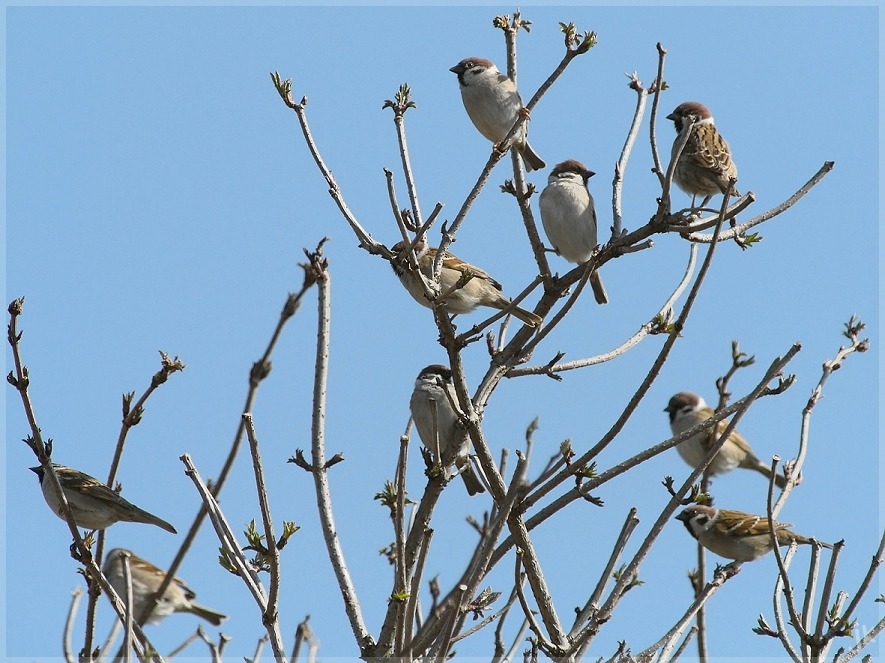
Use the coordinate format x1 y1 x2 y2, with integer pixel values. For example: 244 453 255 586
570 508 639 635
303 248 373 653
64 588 84 663
242 413 288 661
384 83 423 227
120 552 134 663
393 427 411 654
613 73 650 238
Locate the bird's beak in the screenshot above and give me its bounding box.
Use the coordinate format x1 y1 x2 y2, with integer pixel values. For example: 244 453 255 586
449 65 462 74
665 112 676 121
675 511 690 523
29 466 41 474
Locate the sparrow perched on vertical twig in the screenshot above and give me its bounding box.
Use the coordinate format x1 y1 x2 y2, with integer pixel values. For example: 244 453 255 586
450 57 545 172
390 239 542 327
538 159 608 305
30 464 177 533
666 101 739 209
664 392 787 487
409 364 485 495
103 548 227 625
676 505 831 562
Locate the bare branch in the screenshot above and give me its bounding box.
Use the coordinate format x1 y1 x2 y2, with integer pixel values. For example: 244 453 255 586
671 161 835 244
64 588 84 663
242 413 288 661
180 454 267 607
383 83 424 227
270 72 388 257
570 508 640 635
301 252 373 654
612 72 650 238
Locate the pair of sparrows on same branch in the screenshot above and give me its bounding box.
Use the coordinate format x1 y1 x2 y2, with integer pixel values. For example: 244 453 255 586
28 465 228 622
392 58 739 324
30 469 225 625
666 391 831 561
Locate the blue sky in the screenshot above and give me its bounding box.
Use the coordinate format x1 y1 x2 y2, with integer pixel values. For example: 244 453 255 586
5 3 881 660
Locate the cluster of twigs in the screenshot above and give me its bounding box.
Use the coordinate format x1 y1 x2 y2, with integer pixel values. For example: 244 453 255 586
263 10 867 662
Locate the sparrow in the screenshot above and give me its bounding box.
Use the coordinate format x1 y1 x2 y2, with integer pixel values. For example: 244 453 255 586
538 159 608 305
409 364 485 495
30 464 177 533
390 239 542 328
103 548 227 626
450 57 545 172
676 505 831 562
664 392 787 488
666 101 739 209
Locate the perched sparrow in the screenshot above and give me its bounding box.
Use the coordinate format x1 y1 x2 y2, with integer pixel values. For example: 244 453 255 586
450 57 545 172
30 464 177 533
103 548 227 626
409 364 485 495
391 239 542 328
538 159 608 305
667 101 739 208
676 505 831 562
664 392 787 488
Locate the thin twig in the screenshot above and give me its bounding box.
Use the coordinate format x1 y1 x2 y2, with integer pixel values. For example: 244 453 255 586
402 528 433 657
570 508 640 635
512 242 696 379
771 545 803 662
120 553 134 663
242 413 288 661
393 428 410 654
270 73 387 257
385 83 423 227
64 587 84 663
303 255 373 654
612 72 650 239
634 566 737 663
513 552 555 653
165 628 203 659
100 352 186 630
671 161 835 244
837 528 885 634
836 614 885 662
649 42 669 188
180 454 267 606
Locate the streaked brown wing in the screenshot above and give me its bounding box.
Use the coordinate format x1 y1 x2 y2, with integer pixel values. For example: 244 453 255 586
441 255 503 291
58 469 119 500
715 509 794 538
